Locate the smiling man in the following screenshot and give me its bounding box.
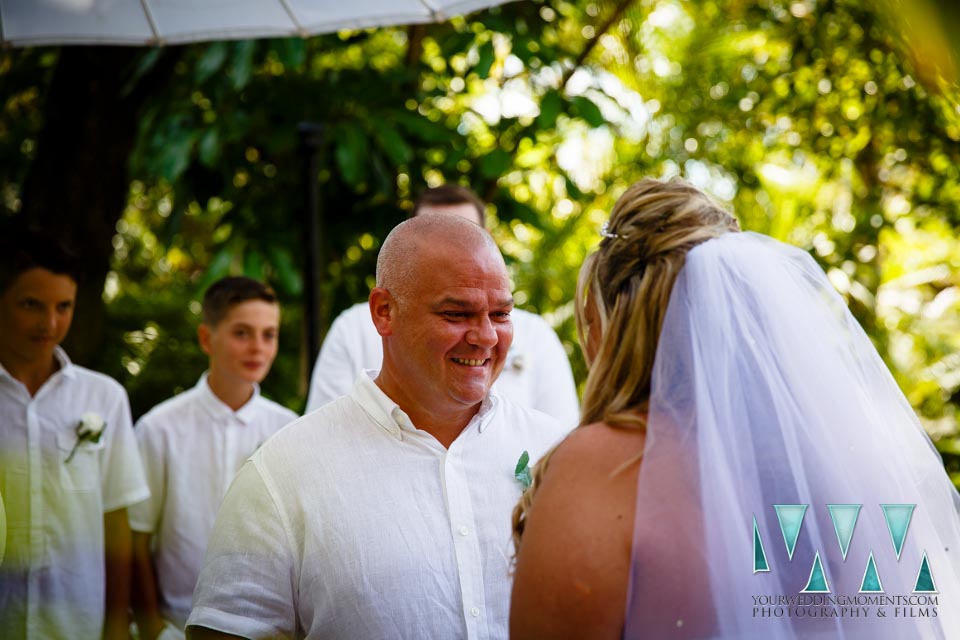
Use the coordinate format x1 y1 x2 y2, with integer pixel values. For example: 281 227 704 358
186 215 566 640
304 185 580 429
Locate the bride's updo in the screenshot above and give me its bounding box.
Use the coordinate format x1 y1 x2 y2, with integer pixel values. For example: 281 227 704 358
512 177 739 548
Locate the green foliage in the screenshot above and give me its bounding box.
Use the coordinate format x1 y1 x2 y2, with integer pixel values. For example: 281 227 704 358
1 1 959 485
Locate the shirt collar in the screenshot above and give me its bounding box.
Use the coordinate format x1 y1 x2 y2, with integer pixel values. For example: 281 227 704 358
350 370 498 440
0 346 76 387
53 346 76 379
195 372 261 425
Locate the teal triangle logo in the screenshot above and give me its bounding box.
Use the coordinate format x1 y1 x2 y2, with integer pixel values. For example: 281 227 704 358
802 550 830 593
753 515 769 573
828 504 861 561
881 504 915 560
914 552 937 593
859 551 884 593
774 504 807 560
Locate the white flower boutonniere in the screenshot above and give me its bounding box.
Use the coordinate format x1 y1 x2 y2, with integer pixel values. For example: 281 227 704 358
514 450 532 489
65 412 106 463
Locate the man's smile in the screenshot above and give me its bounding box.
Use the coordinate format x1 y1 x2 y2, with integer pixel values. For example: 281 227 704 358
451 357 489 366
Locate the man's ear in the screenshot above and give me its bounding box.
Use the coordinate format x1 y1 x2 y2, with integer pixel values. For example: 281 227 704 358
369 288 395 337
198 323 213 355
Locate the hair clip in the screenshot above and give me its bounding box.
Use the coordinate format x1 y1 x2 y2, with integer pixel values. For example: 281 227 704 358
600 221 622 239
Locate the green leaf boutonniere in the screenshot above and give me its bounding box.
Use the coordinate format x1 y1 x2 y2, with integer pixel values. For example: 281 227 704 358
65 412 106 463
514 450 532 489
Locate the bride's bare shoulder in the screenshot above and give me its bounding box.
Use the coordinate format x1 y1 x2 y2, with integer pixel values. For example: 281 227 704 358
546 420 645 479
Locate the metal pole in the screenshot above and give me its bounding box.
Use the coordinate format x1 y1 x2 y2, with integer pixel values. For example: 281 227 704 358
298 122 325 382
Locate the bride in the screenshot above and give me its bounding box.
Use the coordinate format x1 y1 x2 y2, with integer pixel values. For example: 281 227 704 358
510 178 960 639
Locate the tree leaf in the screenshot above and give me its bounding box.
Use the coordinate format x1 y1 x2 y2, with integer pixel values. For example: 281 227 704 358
571 95 605 127
229 40 257 91
243 249 265 280
537 89 563 130
333 122 369 186
393 111 455 143
370 117 414 165
275 38 306 70
198 128 220 168
195 43 229 84
479 148 512 178
474 41 496 79
155 130 197 181
197 245 235 293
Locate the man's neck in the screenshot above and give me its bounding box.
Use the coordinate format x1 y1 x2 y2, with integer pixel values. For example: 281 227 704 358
0 350 60 397
206 370 255 412
373 374 479 449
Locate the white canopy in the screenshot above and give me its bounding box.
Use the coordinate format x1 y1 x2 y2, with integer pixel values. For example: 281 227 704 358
0 0 518 47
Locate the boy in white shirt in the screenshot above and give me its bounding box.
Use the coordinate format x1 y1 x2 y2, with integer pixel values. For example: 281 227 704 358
130 276 297 640
0 230 149 639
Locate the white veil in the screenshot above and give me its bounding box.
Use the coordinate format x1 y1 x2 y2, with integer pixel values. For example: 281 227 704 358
623 232 960 639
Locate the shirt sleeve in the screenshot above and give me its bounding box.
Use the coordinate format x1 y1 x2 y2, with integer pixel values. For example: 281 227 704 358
186 459 298 640
127 414 165 533
306 308 365 413
100 383 151 512
528 318 580 430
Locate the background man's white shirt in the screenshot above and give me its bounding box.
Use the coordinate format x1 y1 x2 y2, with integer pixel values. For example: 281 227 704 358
129 373 298 630
188 373 567 640
0 347 149 639
306 303 579 427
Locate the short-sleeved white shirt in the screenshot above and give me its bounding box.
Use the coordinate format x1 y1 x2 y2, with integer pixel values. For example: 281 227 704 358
187 373 567 640
128 374 298 630
0 347 150 639
305 304 580 427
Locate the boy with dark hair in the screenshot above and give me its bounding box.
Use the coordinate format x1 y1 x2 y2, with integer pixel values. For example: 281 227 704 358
0 231 149 639
130 276 297 639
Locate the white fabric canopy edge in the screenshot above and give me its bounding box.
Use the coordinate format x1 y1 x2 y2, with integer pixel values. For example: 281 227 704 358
0 0 520 48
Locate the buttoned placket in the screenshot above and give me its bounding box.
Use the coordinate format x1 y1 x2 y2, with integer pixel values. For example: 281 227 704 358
220 413 245 492
24 373 61 636
441 432 489 640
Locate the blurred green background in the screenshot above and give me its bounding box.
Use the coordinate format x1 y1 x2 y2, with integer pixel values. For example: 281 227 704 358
2 0 959 485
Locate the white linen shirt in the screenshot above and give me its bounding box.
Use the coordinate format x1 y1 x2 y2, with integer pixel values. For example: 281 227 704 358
305 303 579 427
0 347 150 639
187 373 567 640
128 374 298 630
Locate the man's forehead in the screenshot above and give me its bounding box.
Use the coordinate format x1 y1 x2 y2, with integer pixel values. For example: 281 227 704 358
430 288 515 307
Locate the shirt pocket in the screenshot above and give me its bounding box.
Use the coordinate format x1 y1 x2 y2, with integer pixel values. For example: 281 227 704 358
56 430 104 492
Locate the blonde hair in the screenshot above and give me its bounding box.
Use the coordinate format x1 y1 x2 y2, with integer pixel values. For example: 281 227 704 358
512 178 739 547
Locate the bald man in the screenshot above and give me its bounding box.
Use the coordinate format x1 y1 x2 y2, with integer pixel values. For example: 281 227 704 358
305 185 580 428
186 216 566 640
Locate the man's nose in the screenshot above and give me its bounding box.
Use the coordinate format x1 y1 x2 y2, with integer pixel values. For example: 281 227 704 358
467 316 498 348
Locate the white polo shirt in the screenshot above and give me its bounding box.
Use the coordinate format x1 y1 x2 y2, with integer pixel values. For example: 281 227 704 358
128 374 298 630
0 347 150 639
305 304 580 427
187 373 567 640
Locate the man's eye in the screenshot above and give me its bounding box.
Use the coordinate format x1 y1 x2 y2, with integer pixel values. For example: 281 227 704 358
443 312 467 320
492 311 512 320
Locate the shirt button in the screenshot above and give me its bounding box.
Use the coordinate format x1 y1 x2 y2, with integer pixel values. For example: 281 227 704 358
470 607 480 617
458 526 469 536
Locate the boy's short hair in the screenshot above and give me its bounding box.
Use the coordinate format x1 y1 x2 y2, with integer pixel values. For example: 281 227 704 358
202 276 278 327
411 185 486 228
0 228 81 295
